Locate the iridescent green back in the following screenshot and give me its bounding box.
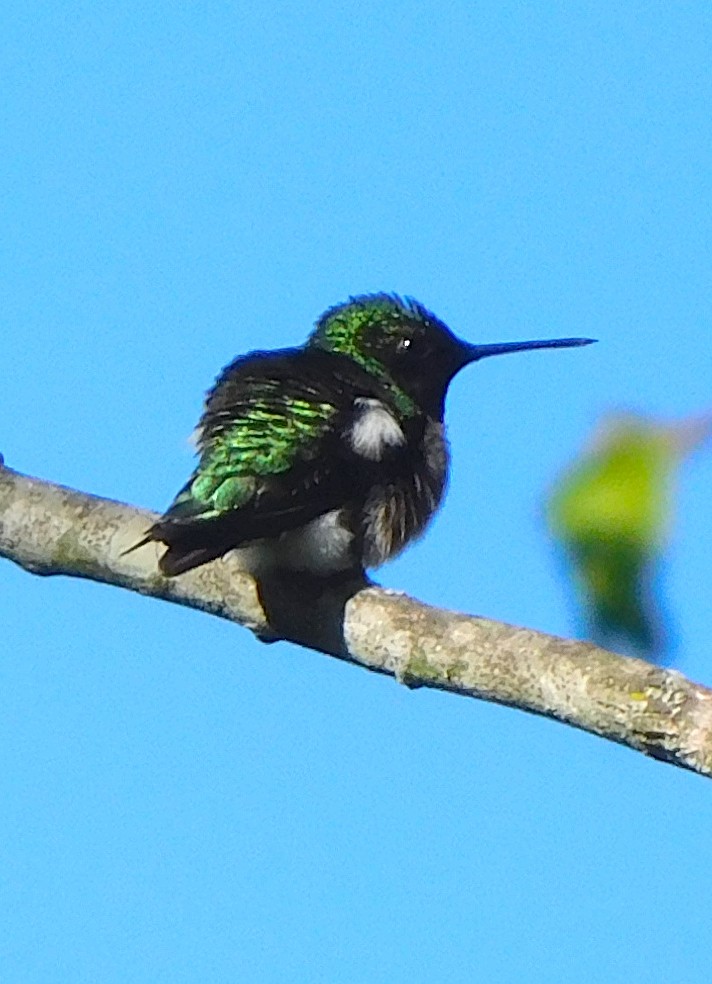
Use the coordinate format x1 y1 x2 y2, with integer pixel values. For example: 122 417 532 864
170 376 338 520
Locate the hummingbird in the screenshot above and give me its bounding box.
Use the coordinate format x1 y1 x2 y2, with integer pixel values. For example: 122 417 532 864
137 294 594 579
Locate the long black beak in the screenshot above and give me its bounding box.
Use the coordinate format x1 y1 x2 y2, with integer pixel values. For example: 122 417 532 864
465 337 596 362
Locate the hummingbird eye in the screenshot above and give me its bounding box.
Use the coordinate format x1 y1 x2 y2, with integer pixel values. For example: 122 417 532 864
397 337 412 354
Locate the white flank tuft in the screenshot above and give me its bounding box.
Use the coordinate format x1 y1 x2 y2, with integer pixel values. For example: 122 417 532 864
349 398 405 461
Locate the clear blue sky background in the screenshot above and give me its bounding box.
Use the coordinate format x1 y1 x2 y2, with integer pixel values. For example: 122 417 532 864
2 3 712 981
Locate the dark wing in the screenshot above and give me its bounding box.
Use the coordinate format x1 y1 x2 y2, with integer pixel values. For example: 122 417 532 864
146 348 389 575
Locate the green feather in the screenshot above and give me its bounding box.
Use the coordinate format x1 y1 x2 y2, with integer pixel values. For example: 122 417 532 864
172 397 337 520
309 294 421 417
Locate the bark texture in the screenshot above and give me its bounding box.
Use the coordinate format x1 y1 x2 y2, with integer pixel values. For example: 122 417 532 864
2 462 711 778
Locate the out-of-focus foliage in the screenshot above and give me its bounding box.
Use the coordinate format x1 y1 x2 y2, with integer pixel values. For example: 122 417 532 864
547 413 711 661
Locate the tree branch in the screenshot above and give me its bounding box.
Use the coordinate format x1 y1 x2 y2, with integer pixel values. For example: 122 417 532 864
2 461 711 779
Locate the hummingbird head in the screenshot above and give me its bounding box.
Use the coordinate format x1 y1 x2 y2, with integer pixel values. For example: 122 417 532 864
309 293 595 417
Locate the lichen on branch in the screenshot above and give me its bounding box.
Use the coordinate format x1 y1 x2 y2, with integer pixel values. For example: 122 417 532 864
1 461 711 779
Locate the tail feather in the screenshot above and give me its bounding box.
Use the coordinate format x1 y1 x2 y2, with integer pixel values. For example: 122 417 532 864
120 532 155 558
158 542 228 576
121 516 226 577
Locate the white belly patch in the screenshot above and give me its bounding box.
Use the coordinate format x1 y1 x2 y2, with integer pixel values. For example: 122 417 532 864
237 509 354 575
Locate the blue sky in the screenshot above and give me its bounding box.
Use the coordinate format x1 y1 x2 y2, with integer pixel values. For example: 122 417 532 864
2 3 712 981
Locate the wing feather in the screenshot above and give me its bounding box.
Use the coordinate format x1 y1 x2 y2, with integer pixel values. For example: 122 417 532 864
146 348 406 575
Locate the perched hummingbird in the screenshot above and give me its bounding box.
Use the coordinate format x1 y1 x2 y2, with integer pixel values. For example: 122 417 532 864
138 294 594 579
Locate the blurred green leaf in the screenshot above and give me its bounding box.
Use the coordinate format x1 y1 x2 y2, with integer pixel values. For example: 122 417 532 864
546 413 711 660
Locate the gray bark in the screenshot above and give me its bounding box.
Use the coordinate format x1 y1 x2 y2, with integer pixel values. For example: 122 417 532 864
2 461 711 779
